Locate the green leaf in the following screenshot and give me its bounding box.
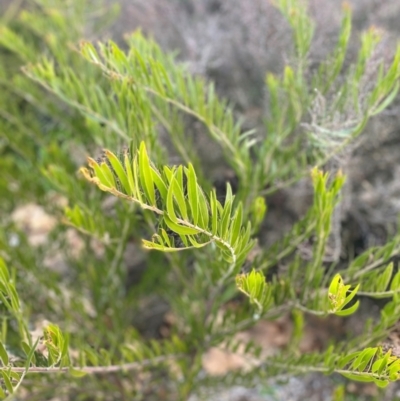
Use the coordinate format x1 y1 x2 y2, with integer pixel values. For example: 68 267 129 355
161 229 172 247
69 367 88 378
84 347 99 366
163 215 201 236
372 352 391 375
250 196 267 233
124 152 136 197
166 174 178 223
105 149 130 194
172 166 188 220
351 348 377 372
388 359 400 379
337 352 360 369
225 183 233 205
0 341 8 366
372 378 390 388
1 371 13 394
236 269 272 312
0 259 10 283
219 199 233 239
24 337 40 372
187 235 211 249
371 81 399 116
80 41 100 63
390 270 400 291
376 263 393 292
342 284 360 308
328 274 359 316
334 300 359 316
99 162 116 188
133 155 143 203
186 164 199 225
210 190 218 235
151 167 168 203
230 203 243 246
139 142 156 205
340 373 374 383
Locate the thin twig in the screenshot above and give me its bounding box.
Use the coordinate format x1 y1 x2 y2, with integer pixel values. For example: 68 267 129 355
6 354 183 375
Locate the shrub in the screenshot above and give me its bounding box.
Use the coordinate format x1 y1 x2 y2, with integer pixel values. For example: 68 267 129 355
1 0 400 400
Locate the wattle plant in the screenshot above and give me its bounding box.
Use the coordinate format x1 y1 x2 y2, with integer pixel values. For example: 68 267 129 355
1 0 400 399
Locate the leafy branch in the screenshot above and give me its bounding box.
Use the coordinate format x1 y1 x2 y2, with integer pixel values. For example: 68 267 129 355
80 141 254 270
261 345 400 388
79 36 254 182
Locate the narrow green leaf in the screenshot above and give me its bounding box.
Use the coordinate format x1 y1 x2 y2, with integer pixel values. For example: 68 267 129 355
61 333 70 362
99 162 116 188
161 229 172 247
84 347 98 366
124 152 135 196
210 190 218 235
163 165 174 183
230 203 243 246
372 378 389 388
133 155 143 202
80 42 100 63
351 348 377 372
0 341 8 366
110 41 128 65
335 300 360 316
371 81 399 116
219 199 232 239
151 167 168 203
9 286 20 311
377 263 393 292
0 260 10 285
338 352 360 369
372 352 390 375
187 236 210 249
105 150 130 194
340 373 374 383
8 371 20 382
139 142 156 205
166 175 178 223
388 359 400 378
198 187 210 229
186 164 199 225
69 367 88 378
24 337 40 372
143 239 165 251
163 215 201 236
225 183 233 204
1 371 13 394
390 270 400 291
172 167 188 220
342 284 360 308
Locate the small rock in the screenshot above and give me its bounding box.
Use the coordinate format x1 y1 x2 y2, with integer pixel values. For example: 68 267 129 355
11 203 57 246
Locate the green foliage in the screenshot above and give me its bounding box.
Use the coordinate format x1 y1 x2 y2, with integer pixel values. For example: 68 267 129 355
1 0 400 400
81 141 254 270
328 274 360 316
236 269 273 314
